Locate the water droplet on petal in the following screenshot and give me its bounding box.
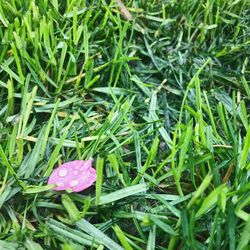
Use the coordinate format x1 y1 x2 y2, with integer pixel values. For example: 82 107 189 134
56 182 64 187
70 180 79 187
58 168 68 177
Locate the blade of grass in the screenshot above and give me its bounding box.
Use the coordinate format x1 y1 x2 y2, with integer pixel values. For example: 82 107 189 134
95 156 104 205
76 219 124 250
99 183 148 205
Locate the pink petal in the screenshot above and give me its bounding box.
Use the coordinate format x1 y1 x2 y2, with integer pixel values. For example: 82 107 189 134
48 159 96 192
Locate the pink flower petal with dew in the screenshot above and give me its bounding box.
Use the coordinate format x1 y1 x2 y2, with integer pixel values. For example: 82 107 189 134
48 159 96 192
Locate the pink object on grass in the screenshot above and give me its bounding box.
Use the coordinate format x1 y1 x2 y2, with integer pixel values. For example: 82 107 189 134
48 159 96 192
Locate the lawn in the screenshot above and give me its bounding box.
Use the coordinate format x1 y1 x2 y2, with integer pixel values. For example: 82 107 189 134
0 0 250 249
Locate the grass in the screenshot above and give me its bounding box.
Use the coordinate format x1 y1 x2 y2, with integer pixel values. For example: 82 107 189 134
0 0 250 249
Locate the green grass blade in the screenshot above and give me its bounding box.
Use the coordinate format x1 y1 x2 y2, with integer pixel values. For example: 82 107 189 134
99 183 148 205
76 219 124 250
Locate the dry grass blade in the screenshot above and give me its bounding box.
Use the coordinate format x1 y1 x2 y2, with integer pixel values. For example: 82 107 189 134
116 0 132 21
